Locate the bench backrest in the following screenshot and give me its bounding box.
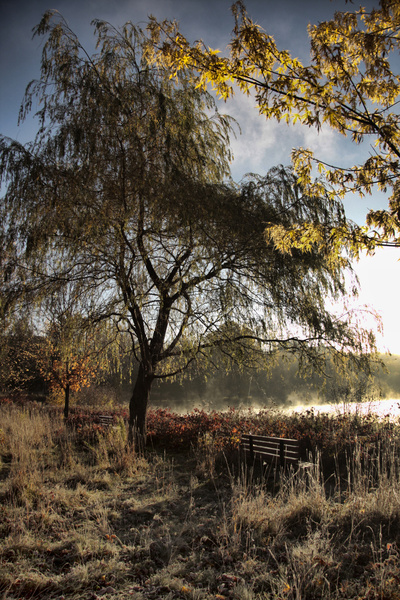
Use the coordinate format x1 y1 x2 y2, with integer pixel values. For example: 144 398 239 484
241 433 299 468
98 415 113 427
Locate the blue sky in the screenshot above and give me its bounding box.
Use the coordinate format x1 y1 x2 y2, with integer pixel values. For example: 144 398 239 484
1 0 399 354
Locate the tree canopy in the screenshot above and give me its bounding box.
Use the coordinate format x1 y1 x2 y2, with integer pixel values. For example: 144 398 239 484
0 11 377 439
147 0 400 252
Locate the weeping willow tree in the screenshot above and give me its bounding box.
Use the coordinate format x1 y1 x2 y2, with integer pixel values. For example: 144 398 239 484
0 12 376 441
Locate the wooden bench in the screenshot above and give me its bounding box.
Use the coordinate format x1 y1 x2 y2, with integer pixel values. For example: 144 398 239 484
241 433 300 469
98 415 113 428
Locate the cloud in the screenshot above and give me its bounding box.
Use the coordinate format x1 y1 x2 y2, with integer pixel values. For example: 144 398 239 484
226 92 350 180
226 95 284 178
353 248 400 354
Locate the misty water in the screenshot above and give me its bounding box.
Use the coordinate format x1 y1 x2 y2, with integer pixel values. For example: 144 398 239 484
284 397 400 419
152 396 400 420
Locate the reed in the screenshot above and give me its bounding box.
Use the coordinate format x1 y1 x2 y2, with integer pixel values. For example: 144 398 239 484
0 402 399 599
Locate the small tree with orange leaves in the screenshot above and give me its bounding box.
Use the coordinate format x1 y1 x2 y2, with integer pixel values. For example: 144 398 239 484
40 337 98 417
38 285 112 418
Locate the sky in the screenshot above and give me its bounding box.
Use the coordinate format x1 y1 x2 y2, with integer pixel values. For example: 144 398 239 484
0 0 399 354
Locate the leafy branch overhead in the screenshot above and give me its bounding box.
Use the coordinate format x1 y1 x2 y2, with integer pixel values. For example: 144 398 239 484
146 0 400 251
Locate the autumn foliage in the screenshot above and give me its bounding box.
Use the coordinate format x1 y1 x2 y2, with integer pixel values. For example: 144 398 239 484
40 349 97 402
4 398 395 475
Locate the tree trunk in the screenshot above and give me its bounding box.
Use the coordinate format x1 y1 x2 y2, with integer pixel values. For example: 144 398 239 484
64 382 70 419
128 362 154 449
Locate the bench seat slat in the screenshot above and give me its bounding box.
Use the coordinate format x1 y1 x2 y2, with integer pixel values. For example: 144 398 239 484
242 449 299 465
241 445 299 458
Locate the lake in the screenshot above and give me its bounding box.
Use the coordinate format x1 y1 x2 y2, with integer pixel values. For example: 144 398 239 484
286 398 400 419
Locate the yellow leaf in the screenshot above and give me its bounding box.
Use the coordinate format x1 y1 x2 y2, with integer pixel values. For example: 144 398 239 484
181 586 191 595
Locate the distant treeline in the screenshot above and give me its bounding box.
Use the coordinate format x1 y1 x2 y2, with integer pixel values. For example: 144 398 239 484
146 353 400 412
2 321 399 411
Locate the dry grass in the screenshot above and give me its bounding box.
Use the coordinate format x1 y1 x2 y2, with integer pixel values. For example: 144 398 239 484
1 404 400 599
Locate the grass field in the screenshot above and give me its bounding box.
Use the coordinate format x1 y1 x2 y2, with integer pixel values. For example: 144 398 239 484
1 401 400 599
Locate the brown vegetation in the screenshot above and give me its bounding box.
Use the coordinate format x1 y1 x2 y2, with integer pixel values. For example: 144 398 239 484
0 402 400 599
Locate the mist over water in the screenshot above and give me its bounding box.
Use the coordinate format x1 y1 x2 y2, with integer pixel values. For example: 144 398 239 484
145 353 400 416
284 398 400 419
151 390 400 419
148 377 400 418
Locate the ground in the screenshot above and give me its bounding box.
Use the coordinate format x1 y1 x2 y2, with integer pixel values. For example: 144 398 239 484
1 403 400 599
